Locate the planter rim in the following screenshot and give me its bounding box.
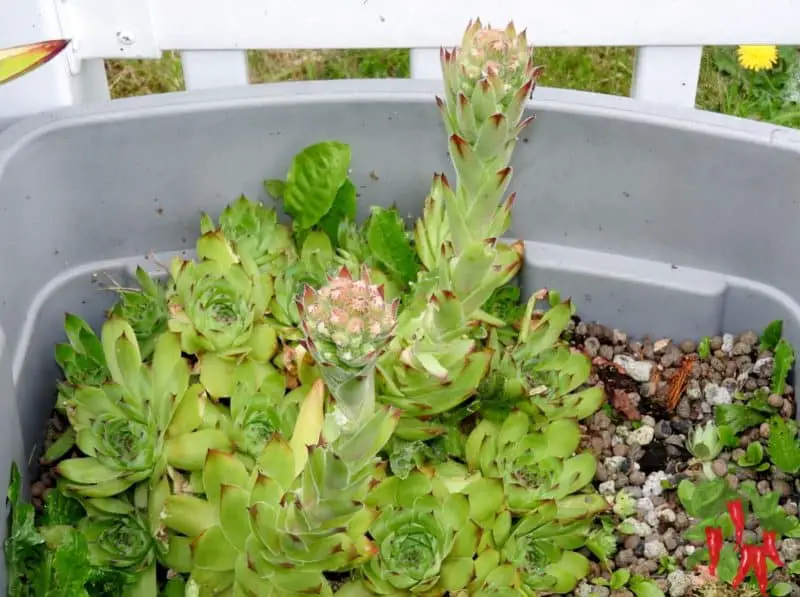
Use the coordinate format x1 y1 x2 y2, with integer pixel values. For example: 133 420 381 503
1 79 800 166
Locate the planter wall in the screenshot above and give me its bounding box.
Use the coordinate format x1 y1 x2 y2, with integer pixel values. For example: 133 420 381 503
1 79 800 587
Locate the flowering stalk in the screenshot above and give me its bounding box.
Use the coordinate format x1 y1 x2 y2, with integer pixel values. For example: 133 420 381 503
297 264 398 430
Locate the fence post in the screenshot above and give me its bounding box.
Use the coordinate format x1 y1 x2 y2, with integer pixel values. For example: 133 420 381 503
631 46 704 108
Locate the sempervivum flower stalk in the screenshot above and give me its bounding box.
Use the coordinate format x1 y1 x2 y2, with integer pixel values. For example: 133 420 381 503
416 19 542 263
297 264 399 428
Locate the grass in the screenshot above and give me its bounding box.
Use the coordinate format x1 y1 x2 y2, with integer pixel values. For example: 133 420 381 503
104 46 800 128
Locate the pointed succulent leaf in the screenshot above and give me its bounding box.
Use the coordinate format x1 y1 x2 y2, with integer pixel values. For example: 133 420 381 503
0 39 69 85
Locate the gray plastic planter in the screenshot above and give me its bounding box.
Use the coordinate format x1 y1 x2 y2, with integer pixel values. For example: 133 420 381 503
1 79 800 587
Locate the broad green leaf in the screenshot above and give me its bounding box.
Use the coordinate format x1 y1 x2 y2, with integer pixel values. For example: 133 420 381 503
772 338 795 395
318 179 357 245
716 544 739 583
610 569 630 590
281 141 351 229
772 583 793 597
365 206 421 287
629 575 665 597
760 319 784 351
788 560 800 575
715 403 769 434
768 416 800 474
263 178 285 200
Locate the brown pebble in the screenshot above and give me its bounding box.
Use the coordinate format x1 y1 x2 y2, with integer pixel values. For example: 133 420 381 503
613 443 629 457
584 337 601 357
745 379 758 391
680 340 697 354
31 482 46 498
781 400 795 418
711 336 723 350
757 480 771 495
712 459 728 477
760 423 771 439
629 471 646 486
595 464 609 482
725 361 738 378
599 345 615 360
769 394 784 409
624 535 641 550
773 480 792 497
710 357 725 372
590 437 605 455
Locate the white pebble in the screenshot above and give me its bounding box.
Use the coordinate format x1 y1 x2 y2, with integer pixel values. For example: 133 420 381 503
645 509 659 527
613 329 628 345
685 545 696 556
612 435 623 447
643 472 670 498
613 355 654 382
627 425 655 446
704 383 732 405
722 333 735 354
599 480 617 495
753 357 774 374
604 456 627 473
668 571 692 597
616 426 631 439
636 497 655 515
621 517 652 537
644 540 668 559
578 583 610 597
659 508 677 523
641 415 656 427
654 338 672 353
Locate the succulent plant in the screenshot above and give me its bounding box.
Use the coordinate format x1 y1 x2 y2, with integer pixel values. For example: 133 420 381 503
464 412 604 516
337 468 479 595
107 267 169 360
200 195 297 274
167 229 278 397
15 18 619 597
687 421 724 478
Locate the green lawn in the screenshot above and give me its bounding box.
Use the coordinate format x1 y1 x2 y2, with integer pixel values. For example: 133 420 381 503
105 46 800 128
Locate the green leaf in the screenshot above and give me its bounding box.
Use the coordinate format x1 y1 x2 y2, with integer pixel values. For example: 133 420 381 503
716 543 739 584
788 560 800 575
715 403 769 434
629 575 665 597
738 441 764 467
685 546 708 570
317 179 357 245
772 583 793 597
365 206 421 287
610 569 631 590
281 141 351 230
768 416 800 474
772 338 795 395
40 489 85 526
263 178 285 200
717 425 739 449
698 336 711 359
761 319 784 351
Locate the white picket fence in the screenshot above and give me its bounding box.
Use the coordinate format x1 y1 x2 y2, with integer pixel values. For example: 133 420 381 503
2 0 800 121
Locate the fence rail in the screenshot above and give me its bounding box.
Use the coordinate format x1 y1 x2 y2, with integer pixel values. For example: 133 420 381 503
3 0 800 120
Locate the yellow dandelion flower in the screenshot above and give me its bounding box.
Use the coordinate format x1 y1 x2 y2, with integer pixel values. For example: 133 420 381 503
737 45 779 71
